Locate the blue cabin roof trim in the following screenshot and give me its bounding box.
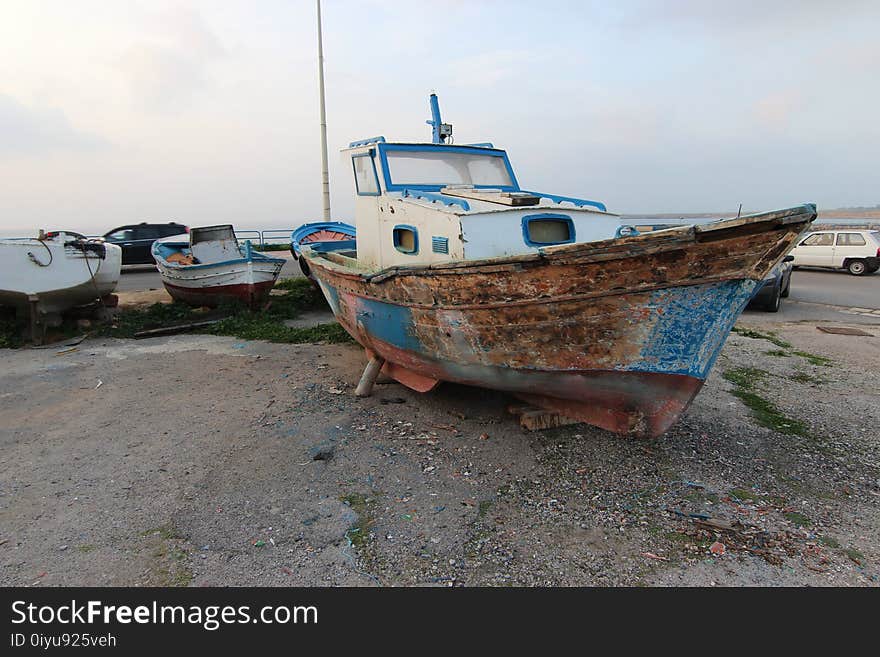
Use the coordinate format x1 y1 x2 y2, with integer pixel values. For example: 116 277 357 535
401 188 471 211
349 136 386 148
376 142 520 193
522 190 607 212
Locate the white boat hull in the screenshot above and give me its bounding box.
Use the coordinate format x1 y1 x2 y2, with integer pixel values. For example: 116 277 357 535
0 237 122 317
155 258 284 308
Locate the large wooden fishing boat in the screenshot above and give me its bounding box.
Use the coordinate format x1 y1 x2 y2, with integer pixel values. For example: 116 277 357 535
300 96 816 437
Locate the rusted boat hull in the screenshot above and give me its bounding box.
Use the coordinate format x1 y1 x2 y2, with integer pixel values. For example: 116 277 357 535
302 205 816 437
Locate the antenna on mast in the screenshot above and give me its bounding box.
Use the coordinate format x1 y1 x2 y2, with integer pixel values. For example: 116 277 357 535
317 0 331 220
426 93 452 144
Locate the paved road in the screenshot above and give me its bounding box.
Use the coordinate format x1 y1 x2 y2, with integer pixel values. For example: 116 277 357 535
742 268 880 324
787 268 879 309
115 255 302 292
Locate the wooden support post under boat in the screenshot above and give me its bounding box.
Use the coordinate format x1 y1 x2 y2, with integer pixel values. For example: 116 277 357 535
27 295 42 346
507 404 583 431
355 356 386 397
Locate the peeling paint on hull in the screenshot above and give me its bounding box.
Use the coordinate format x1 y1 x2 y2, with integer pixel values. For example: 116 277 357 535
323 279 753 437
303 205 816 437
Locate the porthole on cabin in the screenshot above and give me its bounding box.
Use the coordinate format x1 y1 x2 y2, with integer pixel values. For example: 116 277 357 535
393 225 418 254
352 152 380 196
521 214 575 247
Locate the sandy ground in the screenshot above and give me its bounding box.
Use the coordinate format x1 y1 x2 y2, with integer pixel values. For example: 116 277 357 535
115 288 173 309
0 320 878 587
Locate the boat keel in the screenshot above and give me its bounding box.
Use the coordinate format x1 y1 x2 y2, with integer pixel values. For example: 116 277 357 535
513 375 702 438
358 338 702 438
381 360 440 393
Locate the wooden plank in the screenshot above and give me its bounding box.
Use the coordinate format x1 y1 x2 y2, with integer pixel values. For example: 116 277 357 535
440 187 541 206
322 251 361 268
817 326 874 336
355 356 385 397
507 403 583 431
133 318 226 338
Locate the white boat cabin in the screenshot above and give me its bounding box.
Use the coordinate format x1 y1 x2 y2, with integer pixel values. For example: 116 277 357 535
344 132 637 270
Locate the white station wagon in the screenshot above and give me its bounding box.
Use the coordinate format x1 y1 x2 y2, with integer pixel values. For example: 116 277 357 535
789 229 880 275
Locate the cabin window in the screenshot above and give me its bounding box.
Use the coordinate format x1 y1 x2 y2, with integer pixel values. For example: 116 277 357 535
801 233 833 246
393 225 419 254
107 229 134 241
521 214 575 247
382 146 514 190
836 233 866 246
352 152 380 196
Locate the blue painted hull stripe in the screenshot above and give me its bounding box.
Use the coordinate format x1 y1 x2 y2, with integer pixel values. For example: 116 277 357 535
320 279 757 382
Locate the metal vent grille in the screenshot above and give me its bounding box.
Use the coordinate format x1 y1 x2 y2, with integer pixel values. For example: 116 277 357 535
431 236 449 254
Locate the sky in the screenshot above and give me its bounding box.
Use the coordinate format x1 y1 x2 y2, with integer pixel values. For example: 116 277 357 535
1 0 879 236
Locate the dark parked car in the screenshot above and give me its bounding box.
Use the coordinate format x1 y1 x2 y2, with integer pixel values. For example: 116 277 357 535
748 255 794 312
102 222 188 265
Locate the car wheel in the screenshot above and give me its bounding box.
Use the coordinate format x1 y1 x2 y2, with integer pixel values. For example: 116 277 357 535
847 259 867 276
764 284 781 312
780 276 791 298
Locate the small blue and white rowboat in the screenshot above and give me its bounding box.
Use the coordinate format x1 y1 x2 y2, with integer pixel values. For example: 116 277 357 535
153 225 285 309
290 221 356 278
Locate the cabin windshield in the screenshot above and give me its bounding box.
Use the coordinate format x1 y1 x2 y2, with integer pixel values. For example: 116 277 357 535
383 147 514 189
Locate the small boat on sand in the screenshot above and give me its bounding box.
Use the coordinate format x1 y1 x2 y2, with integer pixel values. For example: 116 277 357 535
153 225 285 309
0 231 122 326
300 95 817 438
290 221 356 278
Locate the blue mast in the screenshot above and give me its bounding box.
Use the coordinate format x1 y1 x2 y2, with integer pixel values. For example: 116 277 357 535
425 93 452 143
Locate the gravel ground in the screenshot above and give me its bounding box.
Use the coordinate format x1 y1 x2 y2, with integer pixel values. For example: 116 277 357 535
0 320 878 586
